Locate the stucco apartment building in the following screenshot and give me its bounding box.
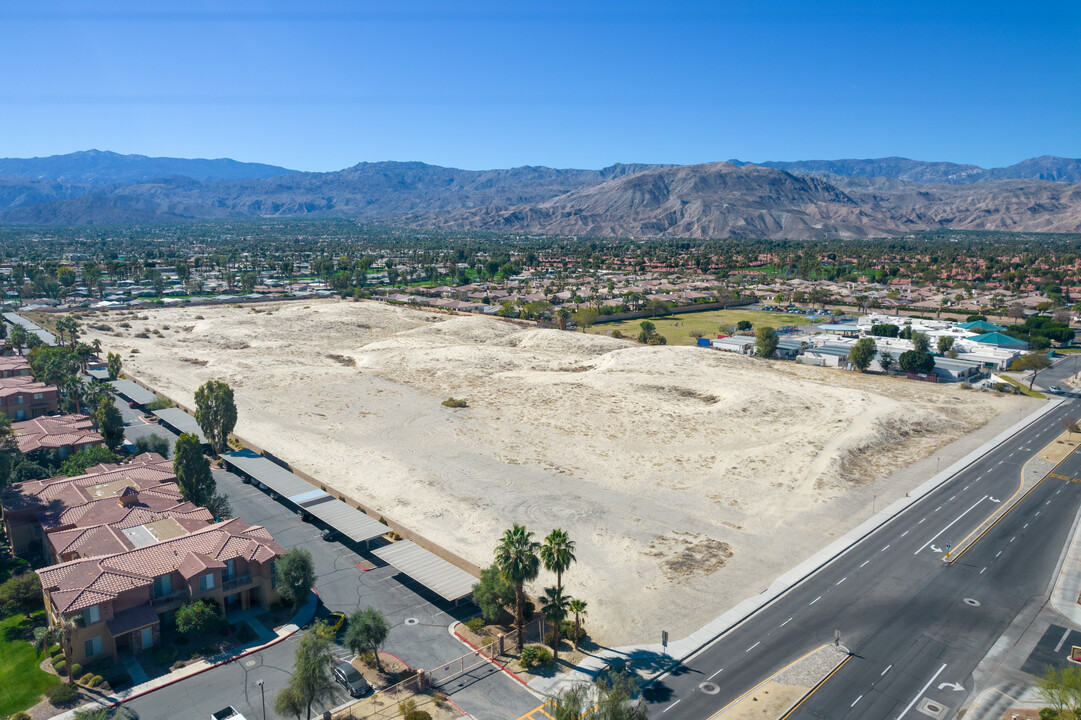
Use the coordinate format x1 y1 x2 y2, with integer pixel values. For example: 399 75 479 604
37 518 284 664
0 375 59 420
13 413 103 458
0 354 32 378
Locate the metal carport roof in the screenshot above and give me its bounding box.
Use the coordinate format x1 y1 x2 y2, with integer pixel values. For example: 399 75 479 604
294 494 387 544
110 379 159 406
221 450 313 498
372 540 476 602
153 407 208 444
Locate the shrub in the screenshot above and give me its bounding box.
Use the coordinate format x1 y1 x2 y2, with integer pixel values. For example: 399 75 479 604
176 599 219 636
522 600 535 621
70 662 83 678
611 330 623 339
519 644 553 670
561 621 586 643
398 699 417 716
52 657 68 675
0 570 43 611
79 672 95 685
48 644 62 658
442 397 468 408
134 332 149 339
464 617 485 634
11 712 31 720
88 675 103 688
47 682 81 706
404 712 432 720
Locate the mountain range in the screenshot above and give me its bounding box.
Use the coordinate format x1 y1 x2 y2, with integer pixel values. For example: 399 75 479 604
2 150 1081 239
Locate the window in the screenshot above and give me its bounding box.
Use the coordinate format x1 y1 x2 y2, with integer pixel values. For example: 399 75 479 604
199 573 215 592
84 635 102 657
33 392 43 400
14 410 25 420
224 559 236 582
82 604 100 625
152 574 172 598
15 396 23 404
140 627 154 649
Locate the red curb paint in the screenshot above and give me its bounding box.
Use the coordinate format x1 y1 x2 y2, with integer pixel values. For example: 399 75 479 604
452 625 531 688
378 650 412 671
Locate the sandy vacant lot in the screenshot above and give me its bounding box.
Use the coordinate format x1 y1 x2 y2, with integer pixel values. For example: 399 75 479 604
83 300 1030 644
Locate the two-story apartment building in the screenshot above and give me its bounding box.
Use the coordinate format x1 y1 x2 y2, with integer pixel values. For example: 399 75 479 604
0 376 59 420
36 518 284 664
13 413 103 457
0 355 32 378
1 453 176 557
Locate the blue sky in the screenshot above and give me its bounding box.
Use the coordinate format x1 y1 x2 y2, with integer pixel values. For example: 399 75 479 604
1 1 1078 171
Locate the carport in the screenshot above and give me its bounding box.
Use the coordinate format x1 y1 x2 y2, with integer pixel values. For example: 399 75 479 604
110 379 159 407
372 540 476 604
222 450 387 548
153 407 209 444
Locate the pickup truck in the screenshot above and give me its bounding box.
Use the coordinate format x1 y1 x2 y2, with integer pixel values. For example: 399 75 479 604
212 708 248 720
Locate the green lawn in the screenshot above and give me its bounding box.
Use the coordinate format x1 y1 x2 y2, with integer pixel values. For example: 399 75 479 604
997 374 1047 399
589 308 817 346
0 611 61 717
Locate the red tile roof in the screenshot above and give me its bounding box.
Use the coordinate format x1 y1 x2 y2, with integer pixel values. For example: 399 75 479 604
1 453 174 513
12 414 102 453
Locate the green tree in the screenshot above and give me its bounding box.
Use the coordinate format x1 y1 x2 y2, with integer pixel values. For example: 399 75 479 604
540 586 570 661
870 323 899 338
636 321 657 344
194 380 237 455
472 565 515 623
276 548 316 609
878 351 895 375
898 350 936 374
0 414 22 487
1011 352 1054 391
275 626 337 720
593 669 646 720
175 599 219 636
754 326 779 358
567 598 587 651
59 446 116 476
106 352 122 380
911 331 931 354
936 335 955 354
343 607 390 672
92 399 124 451
540 528 576 593
735 320 752 331
133 433 171 458
550 684 590 720
33 616 78 685
172 433 229 517
555 307 571 331
848 337 878 373
9 324 27 355
573 308 598 332
494 524 541 653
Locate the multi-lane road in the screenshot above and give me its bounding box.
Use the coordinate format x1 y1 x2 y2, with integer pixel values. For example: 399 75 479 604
648 360 1081 720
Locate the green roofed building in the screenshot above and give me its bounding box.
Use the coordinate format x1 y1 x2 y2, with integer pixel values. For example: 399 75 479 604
958 320 1005 332
968 332 1028 349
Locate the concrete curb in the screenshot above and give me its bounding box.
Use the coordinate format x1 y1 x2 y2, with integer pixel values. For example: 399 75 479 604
447 621 545 699
530 396 1063 696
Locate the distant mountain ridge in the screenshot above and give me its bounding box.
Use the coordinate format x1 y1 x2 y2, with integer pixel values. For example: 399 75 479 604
0 149 294 185
2 152 1081 239
730 155 1081 184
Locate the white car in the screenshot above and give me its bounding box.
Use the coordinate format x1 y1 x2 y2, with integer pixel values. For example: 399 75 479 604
212 708 247 720
1050 385 1063 394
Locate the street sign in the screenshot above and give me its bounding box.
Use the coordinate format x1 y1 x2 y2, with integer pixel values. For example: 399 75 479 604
662 630 669 649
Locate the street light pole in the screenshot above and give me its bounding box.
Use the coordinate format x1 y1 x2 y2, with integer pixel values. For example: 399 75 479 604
257 679 265 720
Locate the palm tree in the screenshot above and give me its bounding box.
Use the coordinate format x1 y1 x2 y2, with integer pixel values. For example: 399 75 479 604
540 528 576 593
540 586 570 662
75 342 94 372
90 338 102 357
9 325 27 356
567 598 587 651
555 307 571 331
34 616 78 684
494 524 540 654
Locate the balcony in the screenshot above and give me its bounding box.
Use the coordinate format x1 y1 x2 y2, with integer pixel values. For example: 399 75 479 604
150 590 186 608
222 574 253 592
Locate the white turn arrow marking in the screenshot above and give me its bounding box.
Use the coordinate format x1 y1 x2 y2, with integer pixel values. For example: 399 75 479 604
938 681 965 692
989 497 1001 503
930 544 943 553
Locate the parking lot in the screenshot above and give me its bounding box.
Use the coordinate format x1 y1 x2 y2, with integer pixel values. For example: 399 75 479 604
113 403 539 720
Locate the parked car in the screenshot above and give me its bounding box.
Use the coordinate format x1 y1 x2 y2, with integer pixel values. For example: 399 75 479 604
211 708 247 720
321 528 338 542
1050 385 1063 394
324 611 346 633
333 661 371 697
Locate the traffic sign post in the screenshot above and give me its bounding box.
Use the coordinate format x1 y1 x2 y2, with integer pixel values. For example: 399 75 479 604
662 630 669 656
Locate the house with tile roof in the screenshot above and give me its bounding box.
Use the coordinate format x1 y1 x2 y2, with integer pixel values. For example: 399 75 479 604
0 354 31 378
12 413 102 456
1 452 175 556
0 375 59 420
36 517 284 664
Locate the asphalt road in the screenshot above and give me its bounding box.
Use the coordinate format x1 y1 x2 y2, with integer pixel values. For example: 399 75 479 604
647 359 1081 720
113 407 538 720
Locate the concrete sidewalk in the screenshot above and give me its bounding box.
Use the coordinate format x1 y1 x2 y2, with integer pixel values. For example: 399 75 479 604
50 592 318 720
529 396 1064 699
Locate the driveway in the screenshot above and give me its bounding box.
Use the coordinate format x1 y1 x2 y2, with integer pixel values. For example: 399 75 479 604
115 414 538 720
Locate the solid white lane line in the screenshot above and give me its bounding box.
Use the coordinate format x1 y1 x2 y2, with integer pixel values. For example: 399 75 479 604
746 642 760 653
1056 628 1072 653
663 699 681 713
897 663 948 720
915 496 988 555
860 560 870 568
810 596 821 605
780 618 792 627
837 577 847 586
881 664 892 676
901 531 909 537
708 667 724 681
851 695 863 707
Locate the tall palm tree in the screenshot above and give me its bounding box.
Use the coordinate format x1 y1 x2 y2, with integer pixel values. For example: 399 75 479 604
540 528 576 593
494 524 540 654
555 307 571 331
33 616 78 684
9 325 27 356
567 598 587 651
540 586 570 662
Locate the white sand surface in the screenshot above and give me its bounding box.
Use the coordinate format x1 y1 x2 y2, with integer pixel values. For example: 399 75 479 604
83 300 1033 644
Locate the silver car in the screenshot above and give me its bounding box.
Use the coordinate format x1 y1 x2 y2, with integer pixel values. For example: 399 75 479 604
333 661 371 697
